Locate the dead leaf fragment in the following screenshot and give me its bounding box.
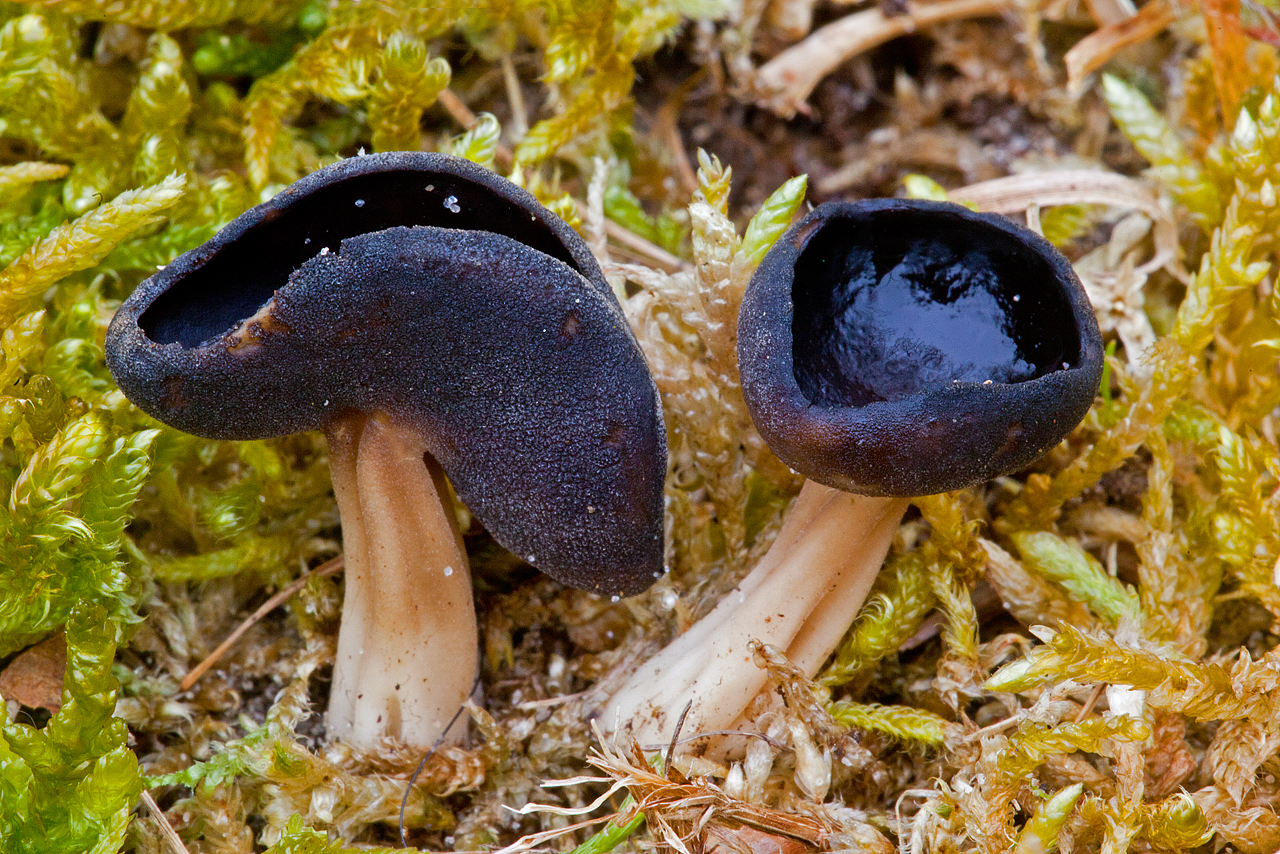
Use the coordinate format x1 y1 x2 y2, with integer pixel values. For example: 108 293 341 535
0 632 66 713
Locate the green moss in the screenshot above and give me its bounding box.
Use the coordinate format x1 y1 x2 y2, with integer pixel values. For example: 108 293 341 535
0 603 140 853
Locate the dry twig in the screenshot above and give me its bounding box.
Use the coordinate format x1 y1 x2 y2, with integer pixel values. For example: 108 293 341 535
753 0 1013 118
139 790 192 854
180 557 344 691
1065 0 1178 91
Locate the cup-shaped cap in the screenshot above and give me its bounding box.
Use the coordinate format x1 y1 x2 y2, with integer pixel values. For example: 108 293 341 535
106 152 666 596
738 199 1103 497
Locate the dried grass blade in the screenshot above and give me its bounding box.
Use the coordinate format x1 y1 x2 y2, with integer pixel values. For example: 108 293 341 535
489 816 615 854
1065 0 1178 92
953 170 1182 278
506 779 633 817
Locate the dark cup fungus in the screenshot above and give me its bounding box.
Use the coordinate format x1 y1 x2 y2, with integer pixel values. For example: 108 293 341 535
603 199 1101 754
107 152 667 750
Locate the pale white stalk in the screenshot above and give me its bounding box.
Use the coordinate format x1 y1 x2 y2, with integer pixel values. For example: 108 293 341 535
603 480 909 752
325 413 477 749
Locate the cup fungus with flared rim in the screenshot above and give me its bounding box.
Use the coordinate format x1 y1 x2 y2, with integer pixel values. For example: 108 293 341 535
601 198 1102 756
106 151 667 751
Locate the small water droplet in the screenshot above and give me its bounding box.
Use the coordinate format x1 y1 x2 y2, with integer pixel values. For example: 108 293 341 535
610 595 620 603
444 195 461 213
304 237 310 244
320 246 330 255
425 184 434 192
355 198 365 207
443 566 453 577
1012 294 1020 302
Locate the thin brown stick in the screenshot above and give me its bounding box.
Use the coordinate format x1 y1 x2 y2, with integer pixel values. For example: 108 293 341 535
139 790 192 854
652 69 706 197
500 56 529 140
514 690 589 710
438 88 515 168
665 700 694 773
1064 0 1177 91
180 556 344 691
962 715 1022 742
1074 683 1107 722
603 220 688 273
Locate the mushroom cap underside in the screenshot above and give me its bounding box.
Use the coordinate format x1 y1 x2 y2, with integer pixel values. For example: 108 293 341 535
738 198 1103 497
107 154 665 597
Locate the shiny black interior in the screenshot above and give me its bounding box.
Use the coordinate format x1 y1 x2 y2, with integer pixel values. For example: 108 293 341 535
792 209 1079 407
140 168 580 348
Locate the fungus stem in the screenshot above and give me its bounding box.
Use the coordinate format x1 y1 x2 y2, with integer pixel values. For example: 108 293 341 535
325 412 478 749
604 482 909 753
